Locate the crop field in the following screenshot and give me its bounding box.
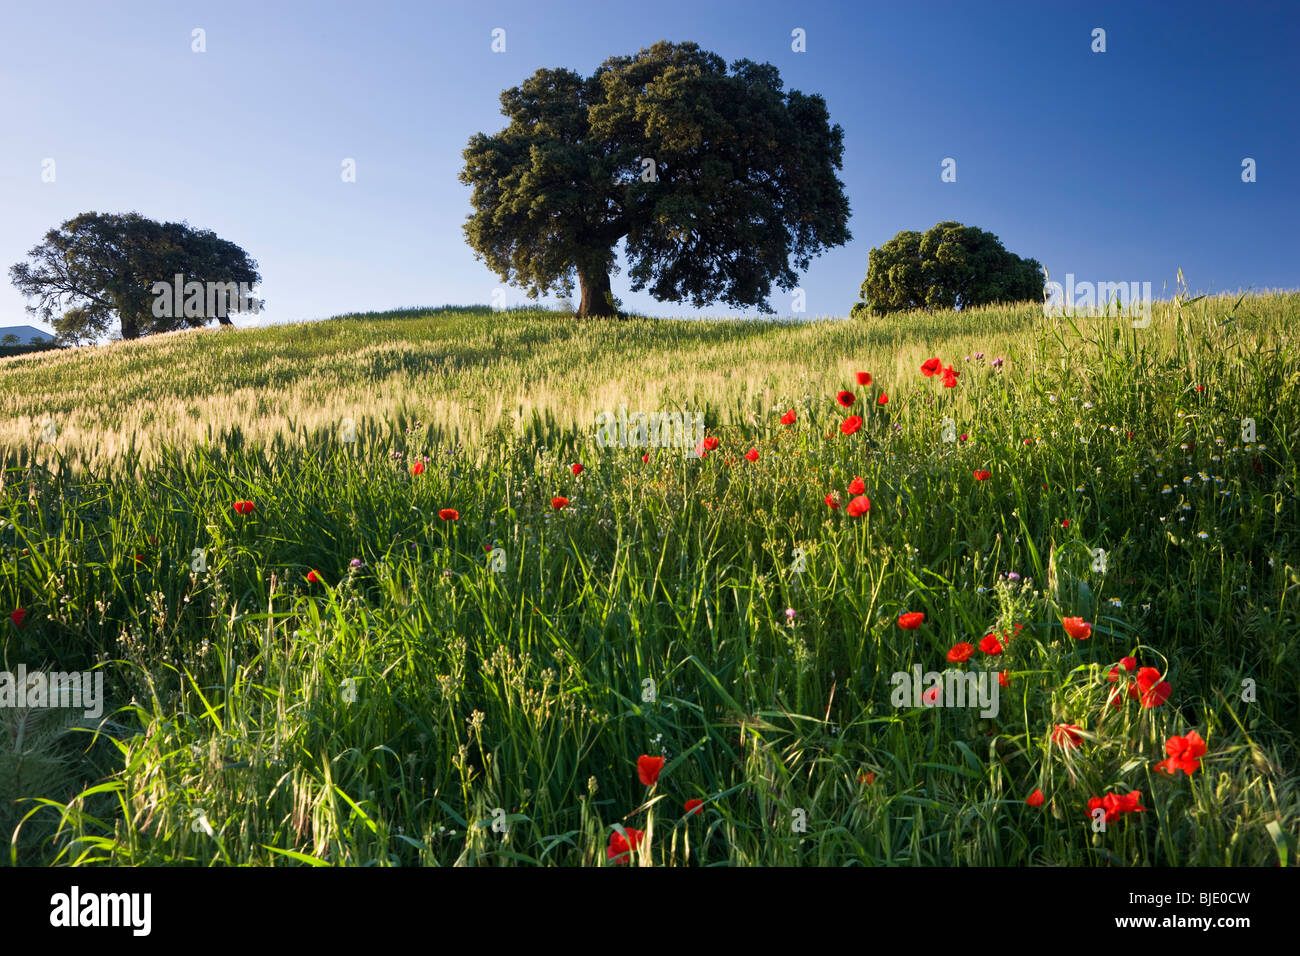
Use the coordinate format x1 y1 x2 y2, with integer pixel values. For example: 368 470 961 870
1 292 1298 866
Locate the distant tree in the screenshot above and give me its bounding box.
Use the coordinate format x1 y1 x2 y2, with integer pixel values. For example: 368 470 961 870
460 40 851 318
851 221 1043 317
0 334 19 346
9 211 261 344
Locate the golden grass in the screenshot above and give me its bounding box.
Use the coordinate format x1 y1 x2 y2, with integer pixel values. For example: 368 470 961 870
2 293 1294 474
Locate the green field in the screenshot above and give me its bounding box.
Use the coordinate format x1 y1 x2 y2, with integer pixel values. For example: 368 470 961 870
2 293 1298 866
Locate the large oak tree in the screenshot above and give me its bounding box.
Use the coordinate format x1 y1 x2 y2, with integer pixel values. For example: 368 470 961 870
460 41 851 317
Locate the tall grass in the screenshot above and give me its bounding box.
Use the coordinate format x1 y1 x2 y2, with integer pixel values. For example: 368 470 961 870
1 292 1297 865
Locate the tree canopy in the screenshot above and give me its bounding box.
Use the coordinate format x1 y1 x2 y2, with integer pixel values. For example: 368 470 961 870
851 221 1043 317
460 40 851 317
9 211 261 343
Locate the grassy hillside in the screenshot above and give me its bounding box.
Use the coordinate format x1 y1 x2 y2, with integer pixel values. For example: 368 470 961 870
2 293 1298 865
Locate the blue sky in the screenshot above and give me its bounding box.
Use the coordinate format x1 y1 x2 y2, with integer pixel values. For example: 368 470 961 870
1 0 1296 331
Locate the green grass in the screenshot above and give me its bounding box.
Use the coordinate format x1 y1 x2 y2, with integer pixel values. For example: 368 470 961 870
2 293 1298 866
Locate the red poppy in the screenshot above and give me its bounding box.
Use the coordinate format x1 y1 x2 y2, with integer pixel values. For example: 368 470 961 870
846 495 870 517
684 799 704 816
438 508 459 521
824 493 841 509
1136 667 1171 708
921 358 942 377
703 436 719 451
941 365 959 388
897 612 924 630
1195 384 1204 392
836 390 855 407
840 415 863 435
306 570 322 584
1114 791 1145 814
856 372 872 385
571 463 583 475
135 553 145 564
1088 790 1145 824
974 469 991 481
947 642 975 663
637 754 666 786
1155 730 1207 775
1026 789 1045 808
859 772 876 785
607 827 645 864
959 434 968 441
411 461 425 476
9 608 26 629
979 633 1004 655
744 449 759 462
1134 667 1161 688
998 671 1009 688
551 496 569 510
1061 519 1071 528
1107 656 1138 682
1051 724 1084 748
780 409 796 425
642 453 650 463
1062 616 1092 640
847 476 865 495
233 500 255 516
1126 431 1134 439
877 393 889 406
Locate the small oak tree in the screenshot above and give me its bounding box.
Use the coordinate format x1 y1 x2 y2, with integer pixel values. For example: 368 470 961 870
851 221 1043 317
9 211 261 343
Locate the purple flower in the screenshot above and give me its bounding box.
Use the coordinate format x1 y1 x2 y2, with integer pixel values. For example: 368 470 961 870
350 558 363 569
992 357 1005 369
785 607 797 621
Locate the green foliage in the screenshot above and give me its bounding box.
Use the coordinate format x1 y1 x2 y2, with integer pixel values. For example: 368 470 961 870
9 211 261 343
2 293 1299 866
460 41 851 317
853 221 1043 317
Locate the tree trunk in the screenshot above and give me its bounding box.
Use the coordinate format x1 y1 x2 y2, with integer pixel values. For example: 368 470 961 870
577 264 617 318
120 312 140 339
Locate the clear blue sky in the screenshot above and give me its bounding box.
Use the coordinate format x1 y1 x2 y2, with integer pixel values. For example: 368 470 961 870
1 0 1296 330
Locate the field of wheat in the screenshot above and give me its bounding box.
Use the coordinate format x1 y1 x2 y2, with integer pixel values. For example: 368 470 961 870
1 293 1297 865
